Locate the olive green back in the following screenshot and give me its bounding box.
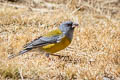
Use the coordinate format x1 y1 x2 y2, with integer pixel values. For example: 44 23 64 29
44 29 62 37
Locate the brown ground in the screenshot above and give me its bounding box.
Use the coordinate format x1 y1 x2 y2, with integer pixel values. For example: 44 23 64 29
0 0 120 80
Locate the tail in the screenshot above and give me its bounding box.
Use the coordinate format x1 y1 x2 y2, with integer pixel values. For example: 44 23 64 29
8 48 32 59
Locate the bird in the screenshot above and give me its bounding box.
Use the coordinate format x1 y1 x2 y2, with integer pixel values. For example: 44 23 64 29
8 21 79 59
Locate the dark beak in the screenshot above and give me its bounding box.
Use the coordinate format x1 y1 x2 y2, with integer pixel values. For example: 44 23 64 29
72 23 79 28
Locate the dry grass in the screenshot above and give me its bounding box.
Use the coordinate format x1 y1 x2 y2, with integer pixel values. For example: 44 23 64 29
0 0 120 80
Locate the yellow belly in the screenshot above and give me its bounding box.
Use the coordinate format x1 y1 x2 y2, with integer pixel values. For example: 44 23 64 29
41 37 71 53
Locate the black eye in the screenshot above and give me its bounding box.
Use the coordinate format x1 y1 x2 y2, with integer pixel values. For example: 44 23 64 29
67 23 72 26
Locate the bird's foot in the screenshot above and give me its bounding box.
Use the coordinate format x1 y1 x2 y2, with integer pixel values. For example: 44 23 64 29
45 53 70 61
50 54 70 59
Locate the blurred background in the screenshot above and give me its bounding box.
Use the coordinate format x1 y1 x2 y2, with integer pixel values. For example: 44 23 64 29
0 0 120 80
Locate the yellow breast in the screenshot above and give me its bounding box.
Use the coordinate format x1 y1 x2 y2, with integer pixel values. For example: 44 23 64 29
41 37 71 53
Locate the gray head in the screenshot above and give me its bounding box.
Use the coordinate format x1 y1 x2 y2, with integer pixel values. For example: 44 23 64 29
59 21 79 40
59 21 78 33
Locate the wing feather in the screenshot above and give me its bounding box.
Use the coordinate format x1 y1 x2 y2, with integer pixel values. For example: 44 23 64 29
24 35 60 49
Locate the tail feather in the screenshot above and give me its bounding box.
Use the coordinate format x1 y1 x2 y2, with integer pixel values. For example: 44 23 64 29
8 48 31 59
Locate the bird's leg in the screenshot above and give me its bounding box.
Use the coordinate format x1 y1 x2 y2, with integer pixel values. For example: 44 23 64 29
45 53 60 57
52 54 70 60
50 54 61 57
45 53 70 60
